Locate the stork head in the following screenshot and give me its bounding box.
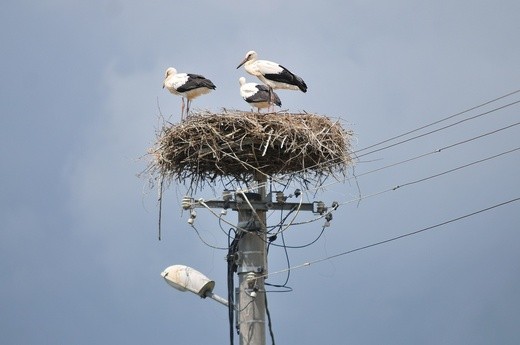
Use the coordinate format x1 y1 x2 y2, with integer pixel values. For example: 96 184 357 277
163 67 177 88
238 77 246 86
237 50 257 69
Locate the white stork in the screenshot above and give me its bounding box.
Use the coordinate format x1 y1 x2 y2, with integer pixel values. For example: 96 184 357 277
236 50 307 94
239 77 282 112
162 67 216 120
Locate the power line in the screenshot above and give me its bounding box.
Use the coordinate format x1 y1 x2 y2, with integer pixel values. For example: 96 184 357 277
312 120 520 193
272 123 519 226
393 146 520 191
355 89 520 154
355 99 520 158
266 211 293 290
263 196 520 279
264 293 276 345
269 225 328 249
282 144 520 225
190 223 228 250
340 146 520 206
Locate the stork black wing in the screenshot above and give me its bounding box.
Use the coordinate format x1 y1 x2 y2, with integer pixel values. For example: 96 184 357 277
177 74 216 92
248 85 282 106
264 65 307 92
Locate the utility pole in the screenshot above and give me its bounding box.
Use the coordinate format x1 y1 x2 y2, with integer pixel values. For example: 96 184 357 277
236 173 267 345
185 178 334 345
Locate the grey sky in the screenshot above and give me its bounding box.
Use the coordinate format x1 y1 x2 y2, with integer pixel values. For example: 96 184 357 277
1 1 519 344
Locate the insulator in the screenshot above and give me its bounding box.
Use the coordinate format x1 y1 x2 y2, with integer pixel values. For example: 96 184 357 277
181 195 193 210
316 201 327 215
222 189 233 202
275 191 285 203
325 213 333 222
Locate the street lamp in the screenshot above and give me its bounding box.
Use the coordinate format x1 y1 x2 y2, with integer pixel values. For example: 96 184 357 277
161 265 229 307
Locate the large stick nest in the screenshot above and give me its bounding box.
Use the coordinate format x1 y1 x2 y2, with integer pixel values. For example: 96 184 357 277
147 110 354 190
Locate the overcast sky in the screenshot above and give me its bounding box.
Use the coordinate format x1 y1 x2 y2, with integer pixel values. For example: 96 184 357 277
1 1 520 344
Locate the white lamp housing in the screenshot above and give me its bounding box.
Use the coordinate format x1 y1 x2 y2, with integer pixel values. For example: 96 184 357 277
161 265 229 306
161 265 215 296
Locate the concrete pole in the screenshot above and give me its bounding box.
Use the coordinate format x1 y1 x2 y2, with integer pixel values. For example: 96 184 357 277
237 174 267 345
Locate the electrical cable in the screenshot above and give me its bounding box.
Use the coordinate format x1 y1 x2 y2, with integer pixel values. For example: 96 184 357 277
227 228 242 345
391 146 520 191
198 199 255 233
355 99 520 159
338 146 520 206
261 201 339 230
189 224 228 250
265 193 305 235
265 292 276 345
264 285 293 293
270 120 520 217
218 217 235 240
277 193 305 233
266 212 292 290
237 190 268 230
269 225 328 249
266 208 296 232
264 211 293 291
261 196 520 280
355 89 520 154
350 120 520 181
